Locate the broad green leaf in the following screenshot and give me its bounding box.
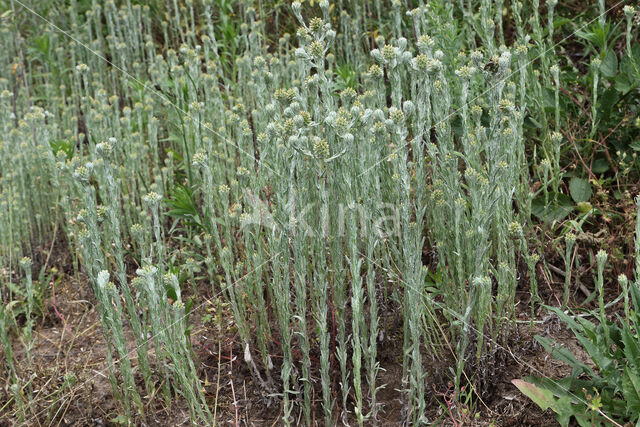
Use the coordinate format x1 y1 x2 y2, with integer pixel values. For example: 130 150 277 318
592 158 610 174
600 50 618 78
531 193 573 222
512 379 557 411
615 70 633 93
569 178 592 203
598 87 620 122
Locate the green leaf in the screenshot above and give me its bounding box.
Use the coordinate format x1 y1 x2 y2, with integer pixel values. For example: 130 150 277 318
621 326 640 371
49 139 74 160
622 368 640 417
614 70 633 93
512 379 557 411
569 178 592 203
531 193 573 222
600 50 618 78
598 87 620 122
524 114 543 129
592 158 610 174
630 141 640 152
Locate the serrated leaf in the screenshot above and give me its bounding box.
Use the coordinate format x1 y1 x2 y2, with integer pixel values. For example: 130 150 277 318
569 178 592 203
622 326 640 371
622 368 640 415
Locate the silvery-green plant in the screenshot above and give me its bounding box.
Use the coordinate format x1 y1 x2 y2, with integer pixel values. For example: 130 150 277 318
563 233 577 309
5 0 640 425
95 270 143 417
18 257 34 363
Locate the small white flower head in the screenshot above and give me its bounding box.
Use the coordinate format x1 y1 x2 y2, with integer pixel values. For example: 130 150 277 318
192 150 208 168
325 29 336 44
136 264 158 278
381 44 397 63
333 111 350 134
95 140 113 159
472 275 492 289
73 165 91 184
389 107 405 124
618 274 628 286
97 270 110 289
498 50 511 71
413 54 429 72
343 133 354 144
142 191 162 206
508 222 523 236
417 35 434 54
19 257 32 270
433 50 444 61
163 272 177 286
455 65 476 79
624 5 635 19
130 223 143 237
396 37 407 52
96 205 108 222
403 100 415 117
75 63 89 73
368 64 384 79
540 158 551 172
498 98 515 113
313 138 330 159
470 50 484 66
471 105 483 122
564 232 576 245
596 249 608 266
308 40 324 59
401 51 413 64
244 343 252 363
294 47 310 61
340 87 357 104
370 48 384 63
274 88 296 105
550 131 563 145
309 17 324 34
550 64 560 80
218 184 230 195
291 1 301 15
591 57 602 68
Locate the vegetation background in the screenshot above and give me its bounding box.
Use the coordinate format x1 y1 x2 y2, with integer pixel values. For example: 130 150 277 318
1 0 640 425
